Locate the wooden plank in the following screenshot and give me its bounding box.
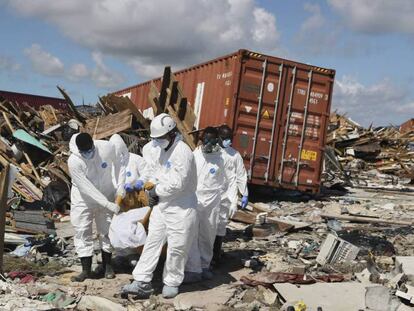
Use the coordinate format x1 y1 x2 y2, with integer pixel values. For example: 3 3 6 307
166 106 197 150
231 209 257 224
101 94 149 128
0 164 10 273
159 66 172 111
320 213 413 226
84 110 133 140
148 82 162 116
179 98 196 132
92 117 101 139
15 175 43 201
23 152 44 187
170 73 196 131
56 85 86 123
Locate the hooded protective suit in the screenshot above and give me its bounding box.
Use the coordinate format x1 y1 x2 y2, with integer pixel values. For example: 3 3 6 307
217 146 248 236
185 146 236 273
132 136 197 287
109 134 146 193
68 134 118 257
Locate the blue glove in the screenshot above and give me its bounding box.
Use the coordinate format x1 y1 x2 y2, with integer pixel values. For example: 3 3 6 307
124 183 134 193
134 180 144 191
241 196 248 209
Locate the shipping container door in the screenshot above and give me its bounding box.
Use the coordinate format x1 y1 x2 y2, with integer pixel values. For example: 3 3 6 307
232 55 285 184
275 66 332 192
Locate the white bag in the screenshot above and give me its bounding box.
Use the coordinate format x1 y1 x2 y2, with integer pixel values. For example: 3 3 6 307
109 207 150 249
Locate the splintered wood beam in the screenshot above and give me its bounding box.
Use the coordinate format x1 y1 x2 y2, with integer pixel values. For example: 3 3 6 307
57 85 86 123
0 164 10 273
159 66 172 111
148 82 162 116
166 105 196 150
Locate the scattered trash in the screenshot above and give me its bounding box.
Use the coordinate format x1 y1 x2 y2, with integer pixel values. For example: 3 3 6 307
316 233 360 265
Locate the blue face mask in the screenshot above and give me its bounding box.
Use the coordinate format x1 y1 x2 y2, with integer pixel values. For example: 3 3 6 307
80 148 95 160
222 139 232 148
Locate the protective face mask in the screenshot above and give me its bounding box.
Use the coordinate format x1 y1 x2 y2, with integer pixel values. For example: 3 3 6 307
154 138 170 149
175 133 183 141
202 142 214 153
80 148 95 160
222 139 232 148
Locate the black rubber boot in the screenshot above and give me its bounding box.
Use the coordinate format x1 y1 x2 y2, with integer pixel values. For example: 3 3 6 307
71 256 92 282
93 251 115 279
102 251 115 279
212 236 223 266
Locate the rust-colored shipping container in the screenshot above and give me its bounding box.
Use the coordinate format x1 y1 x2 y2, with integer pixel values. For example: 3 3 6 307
0 90 69 111
114 50 335 193
400 118 414 134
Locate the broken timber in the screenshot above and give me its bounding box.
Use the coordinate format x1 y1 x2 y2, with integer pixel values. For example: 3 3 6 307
0 164 10 273
148 66 197 150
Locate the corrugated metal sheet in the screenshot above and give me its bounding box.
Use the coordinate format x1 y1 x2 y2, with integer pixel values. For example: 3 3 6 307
114 49 335 193
0 90 69 111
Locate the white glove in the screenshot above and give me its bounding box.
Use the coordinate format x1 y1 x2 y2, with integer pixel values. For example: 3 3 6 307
105 202 120 215
229 204 238 219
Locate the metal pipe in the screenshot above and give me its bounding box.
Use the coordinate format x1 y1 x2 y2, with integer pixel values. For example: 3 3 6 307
264 63 283 182
248 58 268 180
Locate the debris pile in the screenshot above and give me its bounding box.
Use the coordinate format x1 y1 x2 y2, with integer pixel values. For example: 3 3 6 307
0 86 150 238
324 113 414 190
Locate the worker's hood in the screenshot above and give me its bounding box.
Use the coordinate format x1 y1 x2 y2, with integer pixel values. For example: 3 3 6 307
69 133 81 157
109 134 129 164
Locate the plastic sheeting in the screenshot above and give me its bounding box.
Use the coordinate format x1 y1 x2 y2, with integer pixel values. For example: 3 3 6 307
109 207 149 249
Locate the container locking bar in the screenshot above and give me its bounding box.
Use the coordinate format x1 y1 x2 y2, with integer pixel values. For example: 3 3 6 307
278 66 297 184
264 63 283 183
295 70 313 186
248 58 268 180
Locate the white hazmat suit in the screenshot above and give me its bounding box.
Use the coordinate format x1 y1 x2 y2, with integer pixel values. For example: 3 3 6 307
109 134 146 193
68 134 118 258
217 146 248 236
132 136 197 287
185 146 236 273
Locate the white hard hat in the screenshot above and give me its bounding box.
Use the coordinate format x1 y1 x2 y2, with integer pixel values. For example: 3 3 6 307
68 119 82 130
150 113 176 138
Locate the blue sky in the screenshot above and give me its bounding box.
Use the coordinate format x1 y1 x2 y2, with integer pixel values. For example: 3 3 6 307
0 0 413 126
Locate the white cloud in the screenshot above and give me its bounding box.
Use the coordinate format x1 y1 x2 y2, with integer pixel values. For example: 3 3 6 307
7 0 280 78
294 3 338 57
23 43 124 89
68 63 89 81
328 0 414 34
395 101 414 114
0 55 21 72
333 76 414 126
90 52 124 89
301 3 325 32
24 43 64 76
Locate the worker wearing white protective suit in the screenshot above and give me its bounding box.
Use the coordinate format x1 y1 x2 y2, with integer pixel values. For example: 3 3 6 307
68 133 120 282
184 127 236 283
109 134 146 194
121 113 197 299
213 124 248 265
109 134 147 260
